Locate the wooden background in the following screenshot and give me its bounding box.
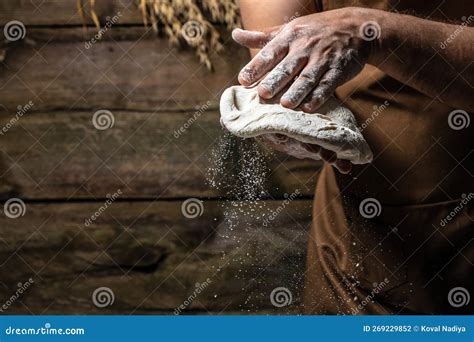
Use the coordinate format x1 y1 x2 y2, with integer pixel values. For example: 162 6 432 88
0 0 321 314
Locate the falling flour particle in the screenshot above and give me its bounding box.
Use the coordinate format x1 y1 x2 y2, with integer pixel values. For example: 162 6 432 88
206 131 303 313
207 131 271 202
206 130 275 243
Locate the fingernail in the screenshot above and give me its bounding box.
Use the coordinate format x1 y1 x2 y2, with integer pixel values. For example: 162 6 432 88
239 68 254 84
239 73 249 83
258 84 273 98
281 95 293 104
232 28 244 38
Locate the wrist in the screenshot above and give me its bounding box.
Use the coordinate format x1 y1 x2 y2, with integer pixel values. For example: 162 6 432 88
348 7 387 66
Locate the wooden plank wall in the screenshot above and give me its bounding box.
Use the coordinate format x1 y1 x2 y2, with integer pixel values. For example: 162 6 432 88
0 1 321 314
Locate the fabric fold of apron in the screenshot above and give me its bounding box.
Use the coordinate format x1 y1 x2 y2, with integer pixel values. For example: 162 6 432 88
304 164 473 314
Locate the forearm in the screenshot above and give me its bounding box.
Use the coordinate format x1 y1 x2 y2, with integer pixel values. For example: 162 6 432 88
366 8 474 110
234 5 473 111
239 0 316 57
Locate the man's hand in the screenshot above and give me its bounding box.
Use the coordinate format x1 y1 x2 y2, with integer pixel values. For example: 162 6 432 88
258 134 353 174
232 7 374 112
232 7 376 174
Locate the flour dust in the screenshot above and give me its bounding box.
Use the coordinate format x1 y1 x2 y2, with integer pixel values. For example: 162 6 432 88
207 130 273 239
206 131 303 313
207 130 271 201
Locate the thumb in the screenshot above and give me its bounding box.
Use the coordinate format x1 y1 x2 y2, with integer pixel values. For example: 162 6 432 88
232 26 281 49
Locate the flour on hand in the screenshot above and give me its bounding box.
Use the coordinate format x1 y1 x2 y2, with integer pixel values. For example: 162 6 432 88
220 85 373 165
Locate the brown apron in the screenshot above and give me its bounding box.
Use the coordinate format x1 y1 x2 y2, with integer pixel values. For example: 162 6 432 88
304 0 474 314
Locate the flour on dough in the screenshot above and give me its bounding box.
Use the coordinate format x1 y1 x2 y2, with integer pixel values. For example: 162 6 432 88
220 85 373 164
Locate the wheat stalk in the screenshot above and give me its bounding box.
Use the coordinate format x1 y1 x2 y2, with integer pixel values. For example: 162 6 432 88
78 0 240 70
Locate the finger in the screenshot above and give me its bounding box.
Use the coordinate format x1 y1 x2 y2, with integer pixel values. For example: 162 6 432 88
259 82 292 105
319 148 337 163
238 37 289 86
280 61 329 109
258 55 308 99
232 27 281 49
334 159 352 174
301 68 346 112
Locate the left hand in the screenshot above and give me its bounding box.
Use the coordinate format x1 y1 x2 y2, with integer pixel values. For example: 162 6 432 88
257 135 353 174
232 7 376 112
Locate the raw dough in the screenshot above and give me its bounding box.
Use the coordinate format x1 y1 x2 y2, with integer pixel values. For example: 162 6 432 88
258 133 322 160
220 85 373 164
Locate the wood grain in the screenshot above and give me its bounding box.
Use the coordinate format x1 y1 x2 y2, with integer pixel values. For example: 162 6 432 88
0 0 242 27
0 27 247 112
0 199 312 314
0 7 318 317
0 0 143 26
0 110 320 199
